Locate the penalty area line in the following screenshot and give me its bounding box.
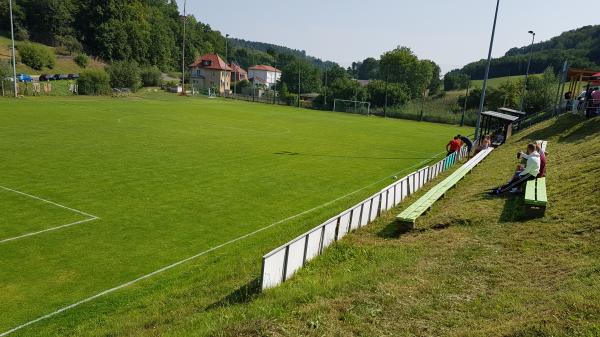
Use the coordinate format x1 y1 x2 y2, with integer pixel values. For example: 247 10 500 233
0 153 440 336
0 184 100 244
0 217 98 244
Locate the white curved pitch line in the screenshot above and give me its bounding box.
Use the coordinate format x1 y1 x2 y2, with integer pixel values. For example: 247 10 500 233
0 154 442 336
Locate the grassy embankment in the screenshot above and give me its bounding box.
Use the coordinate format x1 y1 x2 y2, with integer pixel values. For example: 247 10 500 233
195 114 599 337
0 35 105 74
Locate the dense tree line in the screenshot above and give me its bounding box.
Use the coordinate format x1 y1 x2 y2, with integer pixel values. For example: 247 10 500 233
455 25 600 80
229 38 336 70
0 0 333 74
312 47 440 110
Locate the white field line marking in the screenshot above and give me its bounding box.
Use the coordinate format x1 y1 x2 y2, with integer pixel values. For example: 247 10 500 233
0 185 97 218
0 185 100 244
0 154 441 336
0 217 98 244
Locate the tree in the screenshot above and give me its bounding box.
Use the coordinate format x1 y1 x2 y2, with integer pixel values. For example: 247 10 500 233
522 67 558 112
366 80 410 108
77 69 110 95
106 61 141 91
17 43 55 70
140 66 162 87
424 60 442 95
281 59 321 94
379 47 432 98
328 77 367 103
357 57 378 80
444 70 470 91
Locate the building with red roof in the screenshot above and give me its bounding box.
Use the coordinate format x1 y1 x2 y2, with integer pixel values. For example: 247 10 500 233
230 63 248 83
189 54 232 94
248 65 281 89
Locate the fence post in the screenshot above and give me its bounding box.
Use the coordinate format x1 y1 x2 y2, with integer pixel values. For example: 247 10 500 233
302 234 309 266
281 245 290 282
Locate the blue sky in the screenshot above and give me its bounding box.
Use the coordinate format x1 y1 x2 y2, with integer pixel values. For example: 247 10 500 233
177 0 598 73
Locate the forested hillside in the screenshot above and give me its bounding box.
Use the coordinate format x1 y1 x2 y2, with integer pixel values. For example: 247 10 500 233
229 38 336 70
0 0 335 72
458 25 600 80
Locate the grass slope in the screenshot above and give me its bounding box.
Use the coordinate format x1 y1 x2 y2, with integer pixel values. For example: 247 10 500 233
182 114 597 337
0 36 105 74
0 94 467 336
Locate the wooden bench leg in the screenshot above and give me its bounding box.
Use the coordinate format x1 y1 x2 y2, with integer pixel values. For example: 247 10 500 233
523 204 546 218
397 220 415 232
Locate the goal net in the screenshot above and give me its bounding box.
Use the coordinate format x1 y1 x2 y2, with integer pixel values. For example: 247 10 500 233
333 99 371 115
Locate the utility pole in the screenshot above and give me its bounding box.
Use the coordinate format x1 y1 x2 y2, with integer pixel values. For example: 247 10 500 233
181 0 187 96
519 30 536 112
9 0 18 97
324 67 328 106
384 70 389 117
297 61 301 108
475 0 500 141
461 82 470 127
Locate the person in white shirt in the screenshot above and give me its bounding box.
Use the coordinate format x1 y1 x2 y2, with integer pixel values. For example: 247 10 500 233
490 143 540 195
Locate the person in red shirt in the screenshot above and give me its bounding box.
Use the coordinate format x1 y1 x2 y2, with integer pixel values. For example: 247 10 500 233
446 136 462 156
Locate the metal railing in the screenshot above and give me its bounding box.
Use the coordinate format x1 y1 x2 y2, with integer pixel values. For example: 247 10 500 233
261 147 469 290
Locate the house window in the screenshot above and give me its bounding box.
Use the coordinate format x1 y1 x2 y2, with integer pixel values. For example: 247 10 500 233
202 60 211 66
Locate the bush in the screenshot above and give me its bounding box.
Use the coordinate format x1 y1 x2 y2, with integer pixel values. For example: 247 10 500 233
55 35 83 55
107 61 141 91
74 53 90 69
17 43 55 70
140 66 162 87
77 69 110 95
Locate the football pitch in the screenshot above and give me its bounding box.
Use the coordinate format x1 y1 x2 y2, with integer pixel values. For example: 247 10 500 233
0 94 466 336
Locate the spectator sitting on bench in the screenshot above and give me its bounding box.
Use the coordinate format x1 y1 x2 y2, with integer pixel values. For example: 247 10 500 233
475 135 491 155
492 133 505 147
446 136 462 156
489 143 540 195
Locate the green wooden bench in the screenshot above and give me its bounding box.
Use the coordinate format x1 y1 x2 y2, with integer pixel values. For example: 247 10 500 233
524 177 547 217
396 148 494 227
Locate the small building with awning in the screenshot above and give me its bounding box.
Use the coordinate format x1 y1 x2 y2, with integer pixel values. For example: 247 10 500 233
480 111 520 145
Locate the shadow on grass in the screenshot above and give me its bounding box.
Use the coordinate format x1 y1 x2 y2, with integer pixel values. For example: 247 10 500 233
499 194 525 223
519 114 600 143
377 220 414 238
205 277 261 311
558 117 600 144
274 151 434 161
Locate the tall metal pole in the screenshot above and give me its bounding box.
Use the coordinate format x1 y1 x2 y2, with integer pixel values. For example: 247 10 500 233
297 61 301 107
384 71 389 117
519 31 535 112
475 0 500 141
9 0 18 97
461 82 470 127
324 67 328 106
181 0 187 96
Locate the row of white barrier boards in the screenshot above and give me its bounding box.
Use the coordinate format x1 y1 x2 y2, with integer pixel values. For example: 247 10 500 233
261 147 469 290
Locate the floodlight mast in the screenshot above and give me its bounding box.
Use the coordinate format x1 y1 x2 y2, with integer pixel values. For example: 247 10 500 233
181 0 187 96
519 30 536 112
9 0 18 97
475 0 500 141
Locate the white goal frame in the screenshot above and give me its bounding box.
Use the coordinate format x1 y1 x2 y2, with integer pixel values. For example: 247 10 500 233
333 99 371 115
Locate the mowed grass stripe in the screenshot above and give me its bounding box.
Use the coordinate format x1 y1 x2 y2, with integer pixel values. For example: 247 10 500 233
0 94 467 333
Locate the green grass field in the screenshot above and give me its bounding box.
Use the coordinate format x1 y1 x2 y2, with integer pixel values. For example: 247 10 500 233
195 114 597 337
0 94 468 336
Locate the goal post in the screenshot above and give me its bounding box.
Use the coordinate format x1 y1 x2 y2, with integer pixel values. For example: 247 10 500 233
333 99 371 115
